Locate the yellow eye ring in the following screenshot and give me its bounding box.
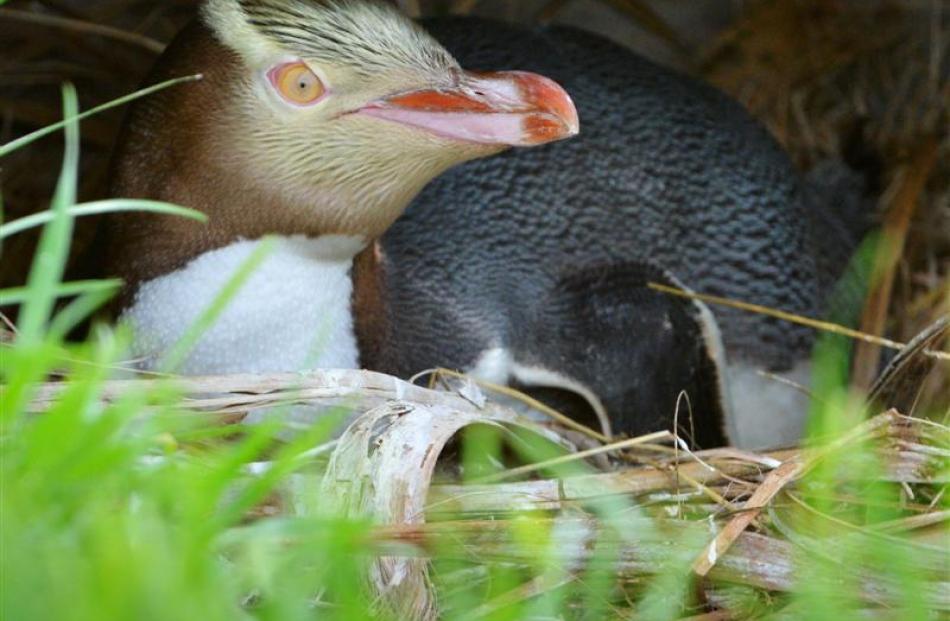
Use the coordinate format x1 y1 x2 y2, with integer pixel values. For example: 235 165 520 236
268 62 325 106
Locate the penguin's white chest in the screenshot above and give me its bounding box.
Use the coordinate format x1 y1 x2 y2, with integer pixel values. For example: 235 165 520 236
123 236 360 374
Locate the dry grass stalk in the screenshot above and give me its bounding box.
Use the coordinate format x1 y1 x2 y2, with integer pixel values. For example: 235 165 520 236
419 367 612 442
474 430 671 483
648 282 950 362
853 139 941 389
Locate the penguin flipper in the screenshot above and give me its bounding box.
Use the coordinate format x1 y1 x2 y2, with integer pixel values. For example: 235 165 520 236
513 261 730 448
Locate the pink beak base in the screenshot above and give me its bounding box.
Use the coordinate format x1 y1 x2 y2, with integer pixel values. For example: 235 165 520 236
356 71 579 147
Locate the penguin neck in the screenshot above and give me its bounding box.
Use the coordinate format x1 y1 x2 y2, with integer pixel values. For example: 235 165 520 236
105 146 373 294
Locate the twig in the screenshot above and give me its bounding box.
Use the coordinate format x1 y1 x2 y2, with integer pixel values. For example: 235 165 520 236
691 459 803 577
756 370 816 400
0 8 166 54
475 431 671 483
647 282 950 361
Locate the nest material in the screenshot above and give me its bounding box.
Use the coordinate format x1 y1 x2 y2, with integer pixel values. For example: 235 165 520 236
24 369 950 619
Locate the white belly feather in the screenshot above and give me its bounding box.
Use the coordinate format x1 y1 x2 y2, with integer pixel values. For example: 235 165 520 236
122 236 360 375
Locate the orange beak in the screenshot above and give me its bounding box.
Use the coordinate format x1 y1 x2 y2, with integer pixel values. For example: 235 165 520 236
357 70 579 147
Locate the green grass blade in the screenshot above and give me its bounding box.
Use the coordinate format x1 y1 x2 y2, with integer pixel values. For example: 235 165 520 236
158 237 276 372
0 200 207 239
0 279 122 307
47 287 119 340
0 74 202 157
15 84 80 344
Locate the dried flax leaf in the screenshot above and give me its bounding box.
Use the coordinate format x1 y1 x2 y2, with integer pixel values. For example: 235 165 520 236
868 315 950 413
320 398 570 621
23 368 552 418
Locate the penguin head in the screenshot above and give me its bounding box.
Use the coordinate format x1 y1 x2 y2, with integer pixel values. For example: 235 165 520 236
177 0 580 241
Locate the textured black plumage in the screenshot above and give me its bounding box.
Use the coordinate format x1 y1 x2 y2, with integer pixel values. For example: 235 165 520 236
364 17 871 441
512 262 730 447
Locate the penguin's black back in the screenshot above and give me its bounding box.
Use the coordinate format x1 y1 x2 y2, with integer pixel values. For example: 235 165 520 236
371 18 866 430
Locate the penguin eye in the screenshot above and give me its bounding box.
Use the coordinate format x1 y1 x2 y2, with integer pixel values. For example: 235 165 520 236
269 62 325 106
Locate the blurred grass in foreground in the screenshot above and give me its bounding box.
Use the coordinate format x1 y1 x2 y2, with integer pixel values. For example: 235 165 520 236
1 83 946 621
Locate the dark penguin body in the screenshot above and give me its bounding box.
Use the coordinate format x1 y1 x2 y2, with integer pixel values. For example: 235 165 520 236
357 18 870 445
